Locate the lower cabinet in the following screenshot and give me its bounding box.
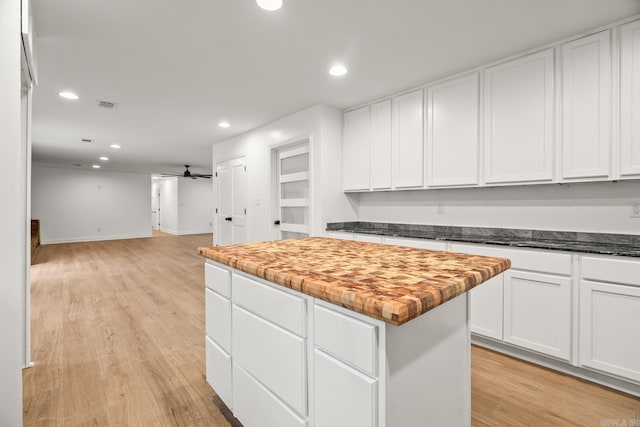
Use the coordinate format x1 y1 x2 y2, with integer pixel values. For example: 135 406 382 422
469 274 504 340
314 350 377 427
205 336 232 408
579 256 640 383
503 270 572 361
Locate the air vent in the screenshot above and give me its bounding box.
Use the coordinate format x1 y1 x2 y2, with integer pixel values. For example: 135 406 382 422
97 100 118 109
81 138 94 143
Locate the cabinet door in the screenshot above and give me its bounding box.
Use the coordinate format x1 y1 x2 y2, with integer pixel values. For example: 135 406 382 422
580 280 640 383
427 72 479 186
503 270 572 361
206 336 232 409
371 100 392 189
469 274 504 340
560 30 611 180
483 49 555 184
620 19 640 178
392 89 424 188
343 106 370 191
205 288 231 352
314 349 377 427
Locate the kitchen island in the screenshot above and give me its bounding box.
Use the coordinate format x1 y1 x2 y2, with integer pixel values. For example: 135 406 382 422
198 237 510 427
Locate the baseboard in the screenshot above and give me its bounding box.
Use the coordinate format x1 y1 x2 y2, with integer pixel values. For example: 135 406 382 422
41 233 152 244
472 334 640 398
160 228 212 235
159 228 178 235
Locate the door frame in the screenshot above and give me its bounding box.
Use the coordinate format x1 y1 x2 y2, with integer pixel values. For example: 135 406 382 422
270 137 313 241
214 155 247 246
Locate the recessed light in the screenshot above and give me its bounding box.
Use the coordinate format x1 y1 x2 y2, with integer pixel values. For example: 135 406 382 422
59 91 79 100
99 156 109 161
256 0 282 11
110 144 121 149
329 64 348 77
92 164 101 169
218 121 230 128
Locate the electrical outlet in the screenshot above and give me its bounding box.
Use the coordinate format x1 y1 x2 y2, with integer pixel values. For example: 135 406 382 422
631 201 640 218
437 203 445 215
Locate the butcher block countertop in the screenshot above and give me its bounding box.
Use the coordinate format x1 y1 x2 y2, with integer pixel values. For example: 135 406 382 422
198 237 510 325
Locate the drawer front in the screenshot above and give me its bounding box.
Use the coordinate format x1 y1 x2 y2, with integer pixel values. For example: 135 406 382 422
205 336 232 410
233 273 306 337
354 234 383 243
451 243 571 275
384 236 447 251
233 306 307 416
205 262 231 297
314 304 377 376
581 256 640 287
314 349 377 427
205 288 231 352
233 364 307 427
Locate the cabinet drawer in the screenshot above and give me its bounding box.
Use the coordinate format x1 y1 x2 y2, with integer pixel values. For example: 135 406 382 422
233 306 307 416
205 336 232 410
581 256 640 287
233 364 307 427
205 262 231 297
205 288 231 352
451 243 571 275
314 304 377 376
314 349 377 427
384 236 447 251
233 273 306 337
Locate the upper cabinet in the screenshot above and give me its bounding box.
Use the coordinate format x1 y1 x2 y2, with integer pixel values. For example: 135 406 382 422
370 100 392 190
560 30 611 180
427 72 480 187
620 19 640 179
341 16 640 192
392 89 424 188
483 49 555 184
343 106 370 191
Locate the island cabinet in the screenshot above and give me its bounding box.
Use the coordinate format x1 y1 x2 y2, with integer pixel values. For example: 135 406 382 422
579 256 640 383
199 238 510 427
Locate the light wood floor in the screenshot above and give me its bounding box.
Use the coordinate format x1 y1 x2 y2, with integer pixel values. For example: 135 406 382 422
25 233 639 426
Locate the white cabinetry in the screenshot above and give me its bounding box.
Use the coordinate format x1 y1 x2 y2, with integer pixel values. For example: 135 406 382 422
392 89 424 188
371 100 392 189
427 73 480 187
483 49 555 184
503 270 572 361
560 30 611 180
343 106 370 191
620 19 640 179
451 243 504 341
579 256 640 383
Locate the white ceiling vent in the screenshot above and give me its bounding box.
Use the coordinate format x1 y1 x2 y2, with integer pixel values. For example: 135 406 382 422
81 138 94 143
97 100 118 109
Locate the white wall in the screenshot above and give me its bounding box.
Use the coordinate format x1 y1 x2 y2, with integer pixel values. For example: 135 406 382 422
0 0 25 423
212 104 357 244
177 178 213 234
32 165 152 243
358 181 640 234
158 177 178 234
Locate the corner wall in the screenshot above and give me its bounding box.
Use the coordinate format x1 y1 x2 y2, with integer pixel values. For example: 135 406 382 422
0 0 25 423
32 165 152 243
211 104 357 244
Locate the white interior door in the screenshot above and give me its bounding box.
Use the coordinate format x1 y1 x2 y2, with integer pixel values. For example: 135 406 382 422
151 183 160 230
216 157 247 245
274 142 310 240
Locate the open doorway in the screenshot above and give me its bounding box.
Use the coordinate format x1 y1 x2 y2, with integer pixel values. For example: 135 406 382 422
151 179 160 231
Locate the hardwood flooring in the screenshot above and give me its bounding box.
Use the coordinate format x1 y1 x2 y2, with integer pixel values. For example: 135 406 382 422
24 233 639 426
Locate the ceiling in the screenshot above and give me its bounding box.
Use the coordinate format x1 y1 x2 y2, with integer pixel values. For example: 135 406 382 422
31 0 640 175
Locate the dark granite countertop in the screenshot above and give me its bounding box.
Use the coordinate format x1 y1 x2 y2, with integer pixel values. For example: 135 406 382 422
326 222 640 258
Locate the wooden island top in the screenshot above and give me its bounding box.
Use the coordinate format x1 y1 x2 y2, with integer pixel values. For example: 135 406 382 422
198 237 510 325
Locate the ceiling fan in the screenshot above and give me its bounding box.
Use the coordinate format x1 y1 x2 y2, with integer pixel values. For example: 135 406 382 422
161 165 212 179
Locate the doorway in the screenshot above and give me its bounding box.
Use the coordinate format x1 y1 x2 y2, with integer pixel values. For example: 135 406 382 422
151 181 160 230
215 157 247 245
273 141 310 240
